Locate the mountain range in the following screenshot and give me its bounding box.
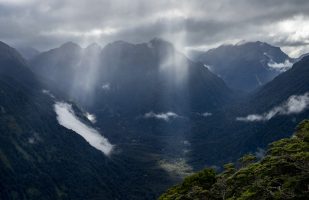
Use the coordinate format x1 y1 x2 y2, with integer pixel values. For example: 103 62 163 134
0 41 176 199
0 38 308 199
30 38 232 114
187 53 309 168
193 41 294 91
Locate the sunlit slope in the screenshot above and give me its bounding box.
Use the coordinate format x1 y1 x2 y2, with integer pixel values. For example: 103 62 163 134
30 38 233 115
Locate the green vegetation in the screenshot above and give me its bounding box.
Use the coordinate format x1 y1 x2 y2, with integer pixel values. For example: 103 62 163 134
160 119 309 200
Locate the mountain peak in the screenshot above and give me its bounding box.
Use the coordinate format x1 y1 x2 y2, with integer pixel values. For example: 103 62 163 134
0 41 16 54
245 41 273 48
59 41 81 50
86 42 101 49
220 41 270 48
0 41 25 64
109 40 131 46
103 40 134 51
149 37 173 47
0 40 10 48
85 43 101 53
196 40 291 91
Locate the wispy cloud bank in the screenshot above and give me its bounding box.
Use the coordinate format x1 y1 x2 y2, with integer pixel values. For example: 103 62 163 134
267 59 293 72
237 92 309 122
144 111 179 121
54 102 113 155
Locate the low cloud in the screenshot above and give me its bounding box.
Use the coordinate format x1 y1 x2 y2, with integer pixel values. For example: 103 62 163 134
201 112 212 117
101 83 111 91
54 102 113 155
27 132 41 144
255 148 266 159
158 158 193 177
84 112 96 123
237 92 309 122
42 89 55 99
183 140 191 146
267 59 293 72
196 112 212 117
203 64 212 71
144 111 179 121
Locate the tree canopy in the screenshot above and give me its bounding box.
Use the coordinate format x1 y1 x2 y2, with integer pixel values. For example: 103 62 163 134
160 119 309 200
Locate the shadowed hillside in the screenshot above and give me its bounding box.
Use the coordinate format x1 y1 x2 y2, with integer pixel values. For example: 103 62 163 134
160 119 309 200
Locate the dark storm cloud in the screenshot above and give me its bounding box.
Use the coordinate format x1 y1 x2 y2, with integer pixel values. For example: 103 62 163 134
0 0 309 57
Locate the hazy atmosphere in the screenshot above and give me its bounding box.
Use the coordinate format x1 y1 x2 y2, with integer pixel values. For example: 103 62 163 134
1 1 309 199
1 0 309 57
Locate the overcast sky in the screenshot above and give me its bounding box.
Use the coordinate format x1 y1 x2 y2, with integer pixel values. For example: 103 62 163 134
0 0 309 57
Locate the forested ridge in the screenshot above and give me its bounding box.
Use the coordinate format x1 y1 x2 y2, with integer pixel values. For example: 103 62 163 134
160 120 309 200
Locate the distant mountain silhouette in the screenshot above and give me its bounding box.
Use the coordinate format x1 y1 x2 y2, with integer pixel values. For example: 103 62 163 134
195 41 292 91
30 38 233 115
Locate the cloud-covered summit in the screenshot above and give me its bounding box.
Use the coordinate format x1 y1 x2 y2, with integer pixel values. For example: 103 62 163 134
0 0 309 57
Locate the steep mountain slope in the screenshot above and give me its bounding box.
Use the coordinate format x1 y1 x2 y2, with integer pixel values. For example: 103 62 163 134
160 119 309 200
29 39 237 172
249 55 309 111
28 39 308 175
295 53 309 63
0 41 115 199
187 56 309 169
196 41 292 91
30 42 84 92
231 55 309 160
1 41 176 200
30 38 232 115
22 38 309 198
16 46 40 60
28 39 238 198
